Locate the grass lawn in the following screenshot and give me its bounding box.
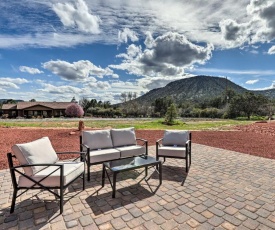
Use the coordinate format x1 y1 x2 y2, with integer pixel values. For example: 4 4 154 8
0 118 253 130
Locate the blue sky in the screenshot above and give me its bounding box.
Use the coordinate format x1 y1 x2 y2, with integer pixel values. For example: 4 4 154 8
0 0 275 103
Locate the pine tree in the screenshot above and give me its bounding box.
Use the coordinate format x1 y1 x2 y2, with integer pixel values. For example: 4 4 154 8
165 103 177 125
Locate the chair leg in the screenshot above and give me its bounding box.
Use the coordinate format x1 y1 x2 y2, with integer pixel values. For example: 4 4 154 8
83 172 85 190
186 154 189 173
60 189 63 214
10 189 17 213
156 156 159 170
189 152 191 166
88 165 91 181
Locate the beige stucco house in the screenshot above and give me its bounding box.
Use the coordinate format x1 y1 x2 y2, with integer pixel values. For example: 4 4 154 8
1 102 73 118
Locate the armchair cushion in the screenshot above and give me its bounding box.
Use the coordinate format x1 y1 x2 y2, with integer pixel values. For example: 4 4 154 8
158 146 187 158
111 127 137 147
18 161 84 187
116 145 146 158
162 130 189 146
82 130 113 150
12 137 58 176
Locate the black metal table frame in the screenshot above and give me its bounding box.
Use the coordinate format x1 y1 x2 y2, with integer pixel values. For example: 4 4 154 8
102 158 162 198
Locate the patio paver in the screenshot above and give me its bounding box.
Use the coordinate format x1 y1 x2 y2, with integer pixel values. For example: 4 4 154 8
1 144 275 229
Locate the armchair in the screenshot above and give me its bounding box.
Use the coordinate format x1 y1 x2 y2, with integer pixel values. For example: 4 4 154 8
8 137 85 214
156 130 191 174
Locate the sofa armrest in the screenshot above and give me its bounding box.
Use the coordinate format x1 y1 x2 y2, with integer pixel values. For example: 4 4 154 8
136 138 148 155
156 138 163 146
156 138 163 158
136 138 147 142
79 144 90 163
185 140 191 154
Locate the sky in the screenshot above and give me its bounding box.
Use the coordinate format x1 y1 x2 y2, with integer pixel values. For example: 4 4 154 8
0 0 275 103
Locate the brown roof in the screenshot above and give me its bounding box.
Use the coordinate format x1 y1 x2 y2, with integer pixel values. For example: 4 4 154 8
2 102 73 110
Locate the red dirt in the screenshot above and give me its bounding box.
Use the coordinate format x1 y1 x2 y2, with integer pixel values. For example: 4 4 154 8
1 123 275 170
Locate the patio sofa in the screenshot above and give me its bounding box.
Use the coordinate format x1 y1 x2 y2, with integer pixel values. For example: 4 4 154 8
80 127 148 181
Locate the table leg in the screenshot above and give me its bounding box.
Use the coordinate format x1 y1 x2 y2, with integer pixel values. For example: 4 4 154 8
145 166 148 177
112 172 117 198
102 164 105 187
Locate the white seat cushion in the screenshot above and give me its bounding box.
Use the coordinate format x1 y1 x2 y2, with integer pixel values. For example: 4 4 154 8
12 137 58 176
82 130 113 150
111 127 137 147
89 149 120 163
162 130 189 146
158 146 187 158
18 161 84 187
116 145 145 158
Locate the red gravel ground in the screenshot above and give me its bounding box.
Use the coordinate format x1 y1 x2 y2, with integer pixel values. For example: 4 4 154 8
1 122 275 170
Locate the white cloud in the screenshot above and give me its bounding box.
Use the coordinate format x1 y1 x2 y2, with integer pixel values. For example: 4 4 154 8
268 45 275 54
38 83 83 94
0 77 28 91
52 0 101 34
137 74 194 90
0 77 29 84
219 19 250 48
0 0 251 49
0 81 19 89
195 68 275 76
253 82 275 90
0 33 109 49
19 66 43 74
247 0 275 42
111 32 213 79
245 79 259 84
144 31 155 49
220 0 275 47
118 28 138 43
89 81 111 90
43 60 118 81
109 80 141 93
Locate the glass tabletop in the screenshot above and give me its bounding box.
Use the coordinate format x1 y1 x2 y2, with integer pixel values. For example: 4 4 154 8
104 155 158 172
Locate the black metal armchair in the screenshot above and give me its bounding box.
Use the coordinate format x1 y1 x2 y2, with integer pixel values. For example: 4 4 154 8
8 137 85 214
156 130 191 174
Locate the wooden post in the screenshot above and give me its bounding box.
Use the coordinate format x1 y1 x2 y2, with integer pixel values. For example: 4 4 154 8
78 120 84 131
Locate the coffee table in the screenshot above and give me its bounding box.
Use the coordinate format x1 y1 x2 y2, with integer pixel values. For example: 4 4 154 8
102 155 162 198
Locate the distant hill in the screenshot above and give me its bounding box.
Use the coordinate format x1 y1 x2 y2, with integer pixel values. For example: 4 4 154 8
135 75 249 105
0 99 24 103
253 88 275 98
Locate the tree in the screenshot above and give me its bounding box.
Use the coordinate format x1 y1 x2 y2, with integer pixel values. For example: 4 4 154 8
6 99 16 104
153 97 173 117
103 101 111 108
90 99 97 107
65 103 84 117
97 100 103 108
120 92 139 117
79 97 91 114
165 103 178 125
120 93 127 103
228 92 268 119
29 99 36 102
71 97 77 103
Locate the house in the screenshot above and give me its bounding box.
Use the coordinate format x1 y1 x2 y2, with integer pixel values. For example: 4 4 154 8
1 102 74 118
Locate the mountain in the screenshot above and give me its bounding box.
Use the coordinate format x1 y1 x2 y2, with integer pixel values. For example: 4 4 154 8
135 75 249 105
